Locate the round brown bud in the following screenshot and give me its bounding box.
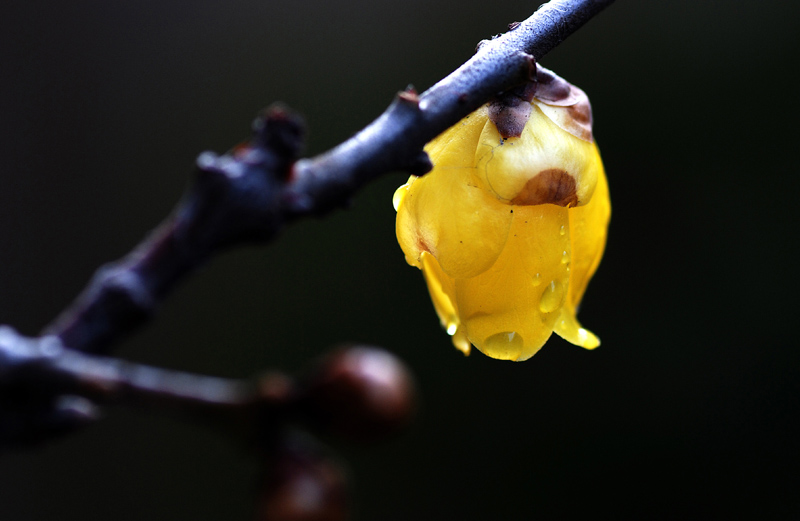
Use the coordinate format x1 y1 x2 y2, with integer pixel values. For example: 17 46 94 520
299 346 415 442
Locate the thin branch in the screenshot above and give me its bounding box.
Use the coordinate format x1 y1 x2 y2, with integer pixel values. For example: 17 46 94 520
0 325 414 446
0 326 254 444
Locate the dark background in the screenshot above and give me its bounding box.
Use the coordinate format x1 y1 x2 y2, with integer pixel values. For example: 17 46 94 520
1 1 798 519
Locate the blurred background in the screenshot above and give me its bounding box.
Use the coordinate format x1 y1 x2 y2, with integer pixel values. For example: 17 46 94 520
1 0 798 519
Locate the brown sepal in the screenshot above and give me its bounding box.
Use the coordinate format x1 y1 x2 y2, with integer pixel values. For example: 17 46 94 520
533 65 593 141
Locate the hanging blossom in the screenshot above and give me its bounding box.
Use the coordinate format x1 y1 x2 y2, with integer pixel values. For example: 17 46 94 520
393 65 611 361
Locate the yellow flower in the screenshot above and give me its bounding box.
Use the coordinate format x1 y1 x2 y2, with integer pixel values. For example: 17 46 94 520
393 67 610 361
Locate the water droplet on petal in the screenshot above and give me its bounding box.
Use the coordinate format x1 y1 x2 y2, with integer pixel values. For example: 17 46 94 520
446 323 458 336
561 251 570 264
484 331 524 360
559 225 566 236
532 273 542 286
539 280 565 313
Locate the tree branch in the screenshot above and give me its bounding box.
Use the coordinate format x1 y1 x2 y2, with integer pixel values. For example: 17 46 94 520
0 3 613 515
2 0 613 445
43 0 615 355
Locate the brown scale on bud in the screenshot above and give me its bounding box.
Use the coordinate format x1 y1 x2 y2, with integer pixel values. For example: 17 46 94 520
489 64 594 142
533 66 573 102
488 97 533 139
487 59 538 139
532 66 593 142
297 346 415 442
510 168 578 207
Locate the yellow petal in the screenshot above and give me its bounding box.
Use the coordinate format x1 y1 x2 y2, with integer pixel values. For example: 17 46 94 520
553 150 609 349
554 308 600 350
395 109 512 279
419 252 471 355
454 204 572 361
565 148 610 308
426 107 489 169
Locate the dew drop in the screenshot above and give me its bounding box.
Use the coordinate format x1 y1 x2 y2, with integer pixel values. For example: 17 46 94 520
446 322 458 336
539 280 565 313
532 273 542 286
559 225 566 236
560 251 570 264
484 331 524 360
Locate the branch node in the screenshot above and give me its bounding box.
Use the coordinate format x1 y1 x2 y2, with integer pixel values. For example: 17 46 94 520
397 85 420 106
390 90 424 119
253 104 306 166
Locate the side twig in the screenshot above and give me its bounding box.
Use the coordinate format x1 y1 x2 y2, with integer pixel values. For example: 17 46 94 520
0 326 414 447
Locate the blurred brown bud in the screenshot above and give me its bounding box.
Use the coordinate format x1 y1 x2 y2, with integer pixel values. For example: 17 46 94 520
298 346 416 442
256 432 349 521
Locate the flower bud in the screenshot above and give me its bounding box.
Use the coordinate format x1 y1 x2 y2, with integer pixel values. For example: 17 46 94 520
394 66 610 361
297 346 415 441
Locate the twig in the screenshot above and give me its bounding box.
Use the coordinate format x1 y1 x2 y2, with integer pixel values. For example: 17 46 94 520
0 325 414 446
